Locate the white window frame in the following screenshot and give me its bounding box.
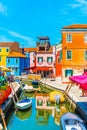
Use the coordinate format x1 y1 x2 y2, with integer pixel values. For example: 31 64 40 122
84 50 87 60
84 34 87 43
66 34 72 43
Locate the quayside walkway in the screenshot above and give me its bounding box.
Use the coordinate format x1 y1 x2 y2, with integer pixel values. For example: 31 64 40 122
41 77 87 127
41 77 87 103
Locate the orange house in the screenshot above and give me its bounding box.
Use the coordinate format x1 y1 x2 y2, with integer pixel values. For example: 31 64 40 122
61 24 87 82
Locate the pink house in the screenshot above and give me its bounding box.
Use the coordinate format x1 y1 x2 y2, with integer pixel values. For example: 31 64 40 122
35 36 56 78
24 37 56 77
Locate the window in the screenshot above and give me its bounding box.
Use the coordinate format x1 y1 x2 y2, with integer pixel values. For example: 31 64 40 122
8 58 10 63
47 57 53 62
84 51 87 60
0 48 2 52
65 69 73 77
15 68 18 72
6 48 9 52
38 57 43 62
0 57 1 62
58 57 61 63
66 50 72 60
16 58 18 63
58 51 62 63
39 47 45 51
66 34 72 42
84 34 87 42
60 51 62 59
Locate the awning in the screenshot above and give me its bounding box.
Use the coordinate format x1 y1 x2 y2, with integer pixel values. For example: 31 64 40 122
24 66 53 72
35 67 53 71
69 75 87 90
24 66 36 70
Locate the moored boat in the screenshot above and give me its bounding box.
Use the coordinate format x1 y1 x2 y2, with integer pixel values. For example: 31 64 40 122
32 80 39 85
16 97 32 110
23 84 34 92
60 112 86 130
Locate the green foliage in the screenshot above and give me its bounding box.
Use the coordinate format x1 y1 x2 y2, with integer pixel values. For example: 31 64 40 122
0 85 6 90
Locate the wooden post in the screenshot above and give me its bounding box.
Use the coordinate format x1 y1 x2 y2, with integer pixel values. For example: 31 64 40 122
0 108 7 130
10 82 18 102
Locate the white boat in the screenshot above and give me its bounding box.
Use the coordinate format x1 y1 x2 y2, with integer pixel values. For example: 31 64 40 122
60 112 86 130
23 84 34 92
16 98 32 110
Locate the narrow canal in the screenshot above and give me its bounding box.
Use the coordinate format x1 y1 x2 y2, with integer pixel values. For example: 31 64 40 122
7 80 74 130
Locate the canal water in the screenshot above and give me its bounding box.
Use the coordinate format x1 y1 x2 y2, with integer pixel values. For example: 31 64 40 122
7 98 61 130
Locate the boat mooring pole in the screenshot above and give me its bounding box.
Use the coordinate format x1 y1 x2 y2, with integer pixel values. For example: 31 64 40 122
10 82 18 102
0 108 7 130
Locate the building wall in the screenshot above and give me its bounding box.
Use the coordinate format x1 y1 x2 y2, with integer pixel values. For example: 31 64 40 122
6 57 29 76
36 53 55 67
30 52 35 67
6 57 20 76
0 47 10 66
62 31 87 81
20 58 30 75
55 44 62 77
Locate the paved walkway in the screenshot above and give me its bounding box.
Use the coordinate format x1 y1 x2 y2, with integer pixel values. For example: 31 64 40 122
41 77 87 103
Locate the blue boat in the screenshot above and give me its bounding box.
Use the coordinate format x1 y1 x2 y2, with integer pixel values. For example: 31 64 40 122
16 98 32 110
60 112 86 130
32 80 39 85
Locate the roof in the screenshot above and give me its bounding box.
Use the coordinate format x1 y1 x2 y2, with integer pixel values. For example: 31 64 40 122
0 42 19 47
37 36 49 40
8 51 26 58
63 24 87 29
24 48 37 52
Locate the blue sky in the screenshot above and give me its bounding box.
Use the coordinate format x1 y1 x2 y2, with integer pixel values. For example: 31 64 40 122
0 0 87 47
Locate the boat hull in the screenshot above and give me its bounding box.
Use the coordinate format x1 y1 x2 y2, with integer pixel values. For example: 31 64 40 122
16 98 32 110
60 112 86 130
32 80 38 85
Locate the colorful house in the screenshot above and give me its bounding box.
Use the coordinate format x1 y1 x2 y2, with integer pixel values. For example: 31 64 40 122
6 51 30 76
24 48 37 73
36 36 55 78
61 24 87 82
24 37 55 78
0 42 21 67
55 43 62 77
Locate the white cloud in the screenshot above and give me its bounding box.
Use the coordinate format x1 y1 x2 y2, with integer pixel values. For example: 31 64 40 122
8 31 35 43
75 0 87 5
0 3 7 16
69 4 82 8
0 27 36 47
0 35 12 42
69 0 87 15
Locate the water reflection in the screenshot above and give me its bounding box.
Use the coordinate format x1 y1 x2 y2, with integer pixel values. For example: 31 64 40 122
36 109 50 125
16 107 32 120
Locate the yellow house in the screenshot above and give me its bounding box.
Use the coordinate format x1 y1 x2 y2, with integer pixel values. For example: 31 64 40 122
0 42 20 67
0 47 10 66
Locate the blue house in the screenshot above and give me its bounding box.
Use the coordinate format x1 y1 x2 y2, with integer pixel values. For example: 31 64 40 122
6 51 30 76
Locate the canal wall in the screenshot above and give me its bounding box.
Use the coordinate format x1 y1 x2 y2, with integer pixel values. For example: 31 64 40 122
0 82 21 127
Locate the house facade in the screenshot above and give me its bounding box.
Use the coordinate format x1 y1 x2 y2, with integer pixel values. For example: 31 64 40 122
61 24 87 82
55 43 62 77
24 48 37 73
6 51 29 76
36 37 55 78
0 42 20 67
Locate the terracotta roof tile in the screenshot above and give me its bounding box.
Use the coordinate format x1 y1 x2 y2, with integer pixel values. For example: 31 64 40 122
8 51 26 58
63 24 87 29
24 48 37 52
